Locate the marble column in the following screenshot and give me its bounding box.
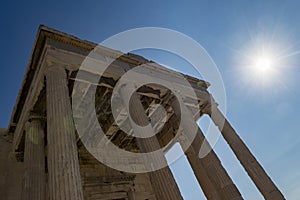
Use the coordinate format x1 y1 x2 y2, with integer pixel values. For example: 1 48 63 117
23 115 45 200
185 143 221 200
46 66 84 200
120 90 183 200
208 104 285 200
170 98 243 200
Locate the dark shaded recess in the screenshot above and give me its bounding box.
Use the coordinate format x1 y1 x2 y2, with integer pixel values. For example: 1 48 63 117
137 85 161 97
94 89 139 152
32 86 46 116
94 54 182 153
15 131 25 162
12 37 46 125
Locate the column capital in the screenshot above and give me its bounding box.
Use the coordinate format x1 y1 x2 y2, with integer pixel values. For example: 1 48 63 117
44 63 68 78
201 101 218 115
27 112 46 122
25 113 45 132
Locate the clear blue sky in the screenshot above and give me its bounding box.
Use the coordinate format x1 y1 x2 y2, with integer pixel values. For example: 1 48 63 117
1 0 300 199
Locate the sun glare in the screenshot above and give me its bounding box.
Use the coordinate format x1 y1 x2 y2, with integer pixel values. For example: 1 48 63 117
249 53 276 80
255 57 272 72
232 27 296 96
250 55 278 82
236 48 281 92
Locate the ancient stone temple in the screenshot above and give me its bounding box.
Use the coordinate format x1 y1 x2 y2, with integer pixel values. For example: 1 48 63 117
0 26 285 200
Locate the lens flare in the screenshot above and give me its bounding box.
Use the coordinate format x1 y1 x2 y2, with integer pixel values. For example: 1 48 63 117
228 20 300 99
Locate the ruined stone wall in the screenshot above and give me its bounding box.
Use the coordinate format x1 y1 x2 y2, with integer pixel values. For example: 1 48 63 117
0 129 24 200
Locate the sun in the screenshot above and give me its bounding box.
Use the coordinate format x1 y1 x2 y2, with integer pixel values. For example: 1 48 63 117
249 53 277 80
236 50 280 92
233 31 294 96
255 57 272 72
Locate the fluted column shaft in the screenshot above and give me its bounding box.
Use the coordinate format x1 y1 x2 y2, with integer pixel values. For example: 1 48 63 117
185 141 221 200
120 90 183 200
23 117 45 200
46 66 84 200
209 105 285 200
170 98 243 200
